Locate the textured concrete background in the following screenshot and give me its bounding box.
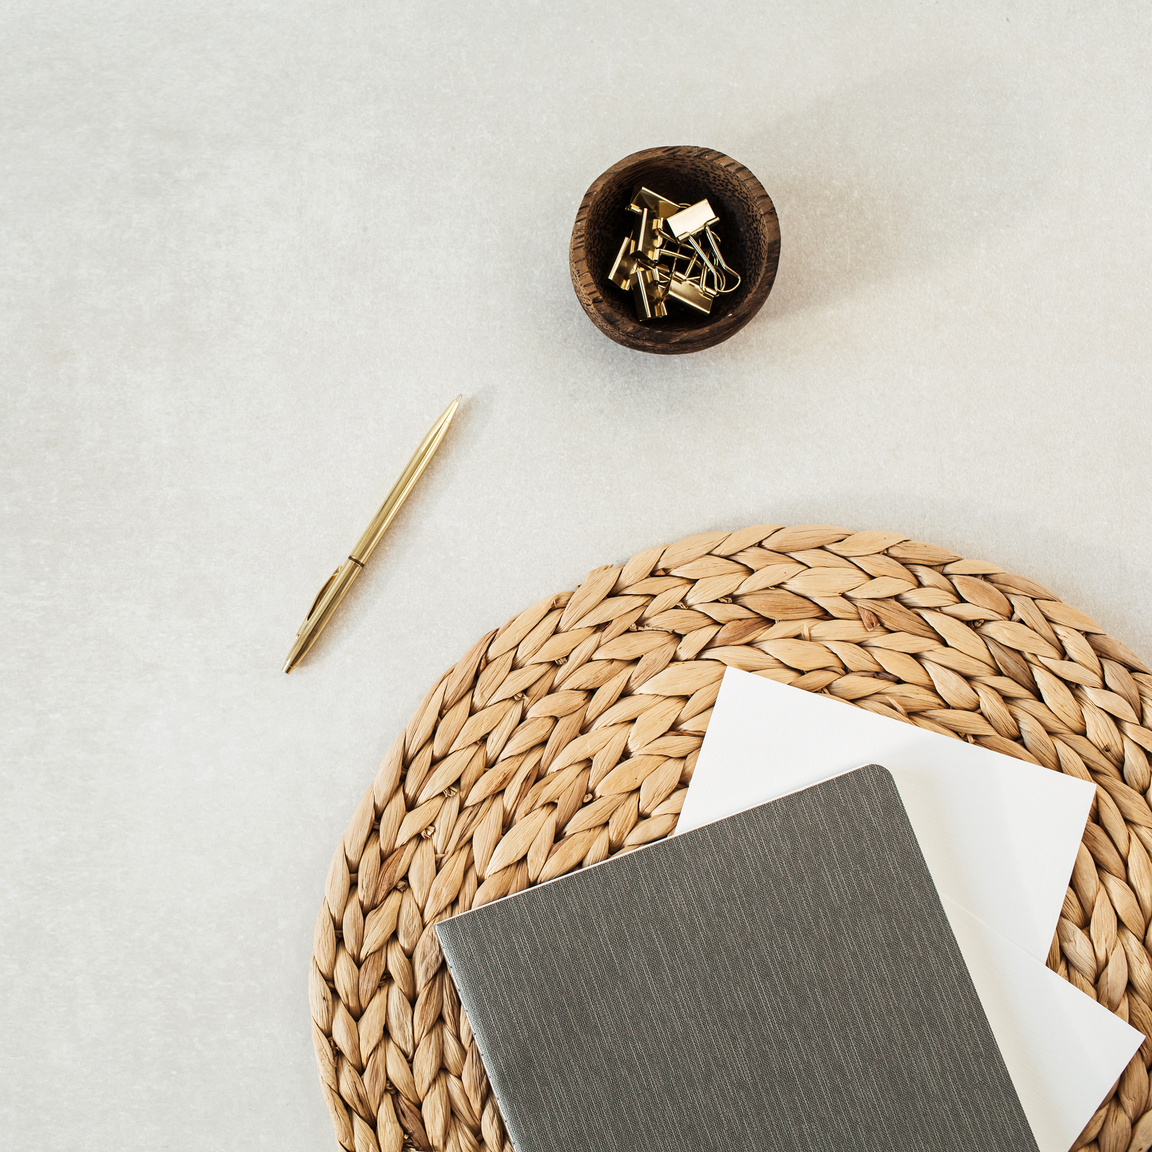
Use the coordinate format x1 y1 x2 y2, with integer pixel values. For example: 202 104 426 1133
2 3 1150 1148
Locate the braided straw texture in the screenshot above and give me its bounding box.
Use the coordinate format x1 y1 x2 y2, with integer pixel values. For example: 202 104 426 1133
311 525 1152 1152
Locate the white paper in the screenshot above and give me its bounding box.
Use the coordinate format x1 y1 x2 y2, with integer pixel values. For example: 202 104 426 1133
941 898 1142 1152
679 668 1094 960
679 668 1141 1152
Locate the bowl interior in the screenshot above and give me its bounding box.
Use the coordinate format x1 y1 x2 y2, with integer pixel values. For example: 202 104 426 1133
583 153 772 340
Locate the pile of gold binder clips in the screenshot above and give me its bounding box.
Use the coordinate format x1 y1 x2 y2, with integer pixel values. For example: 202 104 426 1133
609 187 741 320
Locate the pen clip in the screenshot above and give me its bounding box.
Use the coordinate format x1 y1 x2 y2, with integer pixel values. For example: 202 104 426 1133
305 566 342 625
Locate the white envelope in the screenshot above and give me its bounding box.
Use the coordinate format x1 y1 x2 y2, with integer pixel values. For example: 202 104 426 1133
678 668 1142 1152
943 897 1141 1152
679 668 1093 960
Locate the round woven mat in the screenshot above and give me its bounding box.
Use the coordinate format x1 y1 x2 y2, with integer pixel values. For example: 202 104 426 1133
311 525 1152 1152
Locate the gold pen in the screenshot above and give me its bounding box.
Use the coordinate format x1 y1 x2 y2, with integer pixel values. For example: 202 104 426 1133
283 395 461 673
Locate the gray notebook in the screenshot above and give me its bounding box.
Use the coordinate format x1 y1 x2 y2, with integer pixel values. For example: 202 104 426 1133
436 764 1038 1152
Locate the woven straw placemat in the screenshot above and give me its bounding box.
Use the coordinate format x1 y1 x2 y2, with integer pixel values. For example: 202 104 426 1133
310 525 1152 1152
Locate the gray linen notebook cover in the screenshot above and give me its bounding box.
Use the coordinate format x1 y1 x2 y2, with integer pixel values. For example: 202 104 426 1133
436 764 1038 1152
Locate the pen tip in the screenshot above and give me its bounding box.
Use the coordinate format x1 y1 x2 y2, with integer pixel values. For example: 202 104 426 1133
439 395 462 425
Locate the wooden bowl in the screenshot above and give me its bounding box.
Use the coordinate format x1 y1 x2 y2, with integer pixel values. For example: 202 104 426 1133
569 146 780 355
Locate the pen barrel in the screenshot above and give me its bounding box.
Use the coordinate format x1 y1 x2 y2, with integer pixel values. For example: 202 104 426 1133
349 400 458 564
350 481 409 563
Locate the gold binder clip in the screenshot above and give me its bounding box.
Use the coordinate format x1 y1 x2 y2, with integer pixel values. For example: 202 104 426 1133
636 207 665 262
632 265 661 320
612 189 736 321
704 224 741 294
629 187 681 219
664 199 719 242
609 235 637 290
667 272 713 315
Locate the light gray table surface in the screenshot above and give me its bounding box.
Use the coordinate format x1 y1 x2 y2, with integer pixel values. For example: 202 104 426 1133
2 3 1150 1149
